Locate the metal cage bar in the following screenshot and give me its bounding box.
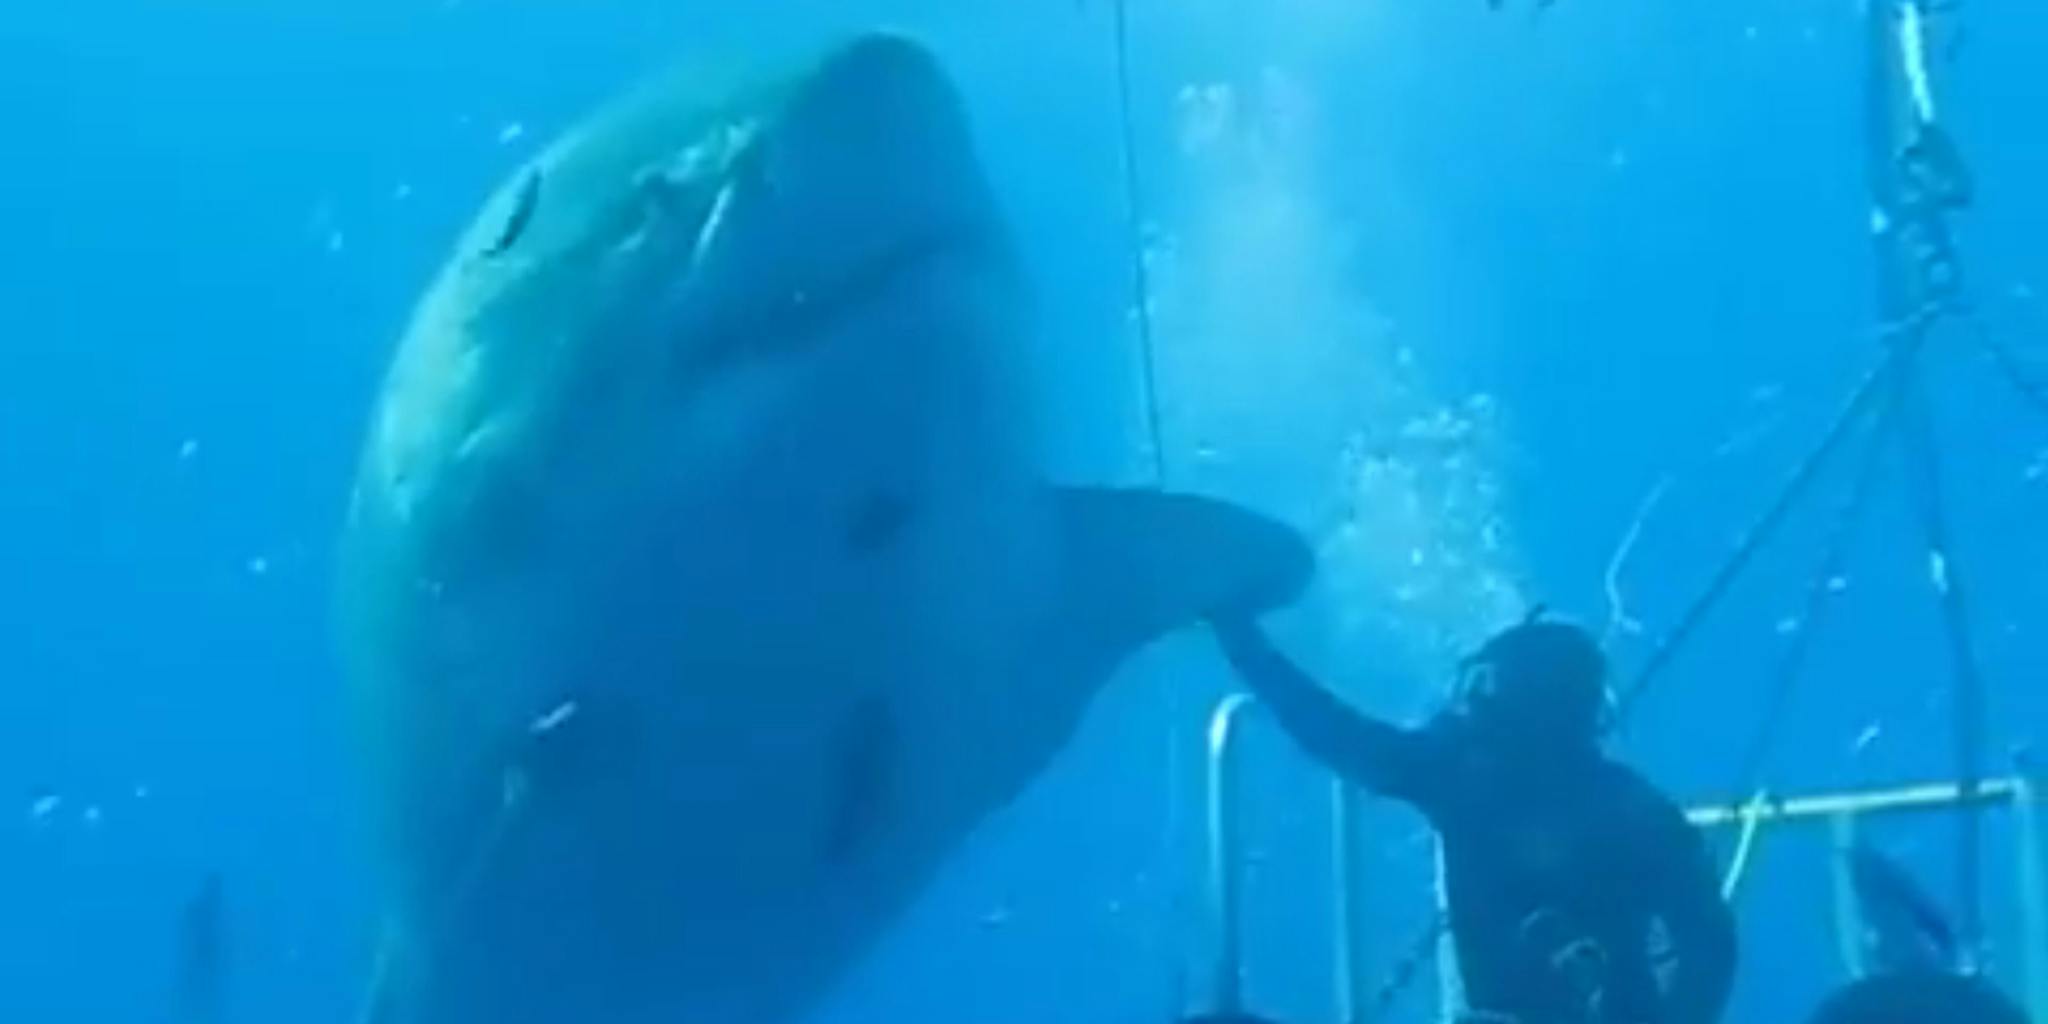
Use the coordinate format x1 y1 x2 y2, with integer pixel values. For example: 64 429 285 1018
1829 812 1867 980
2014 769 2046 1021
1205 693 1258 1016
1721 792 1774 901
1202 694 1380 1022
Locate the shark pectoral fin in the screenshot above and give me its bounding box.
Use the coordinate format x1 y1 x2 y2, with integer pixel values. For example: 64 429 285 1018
1052 486 1315 654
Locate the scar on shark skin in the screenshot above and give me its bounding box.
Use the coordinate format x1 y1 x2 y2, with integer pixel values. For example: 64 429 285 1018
484 169 543 258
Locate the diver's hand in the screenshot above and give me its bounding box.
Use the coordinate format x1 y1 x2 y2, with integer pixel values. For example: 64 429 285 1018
1208 613 1276 669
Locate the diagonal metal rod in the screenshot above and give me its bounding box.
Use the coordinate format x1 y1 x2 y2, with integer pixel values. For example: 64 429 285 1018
1615 337 1920 721
1727 369 1906 797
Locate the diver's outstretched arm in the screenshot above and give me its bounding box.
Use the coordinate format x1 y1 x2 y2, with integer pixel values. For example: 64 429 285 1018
1209 617 1438 801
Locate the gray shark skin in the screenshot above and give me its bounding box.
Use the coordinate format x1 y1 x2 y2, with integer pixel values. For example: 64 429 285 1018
338 32 1310 1024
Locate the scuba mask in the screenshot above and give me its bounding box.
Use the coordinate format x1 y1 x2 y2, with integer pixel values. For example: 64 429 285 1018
1447 607 1616 742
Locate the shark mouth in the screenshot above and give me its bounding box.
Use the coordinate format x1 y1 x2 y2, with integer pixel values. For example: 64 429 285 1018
671 211 1001 379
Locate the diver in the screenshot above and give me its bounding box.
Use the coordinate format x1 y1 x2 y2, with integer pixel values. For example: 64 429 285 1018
1807 972 2029 1024
1801 843 2029 1024
1207 610 1736 1024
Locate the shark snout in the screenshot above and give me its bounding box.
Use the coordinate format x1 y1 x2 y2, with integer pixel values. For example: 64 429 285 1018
753 34 999 281
664 33 1007 376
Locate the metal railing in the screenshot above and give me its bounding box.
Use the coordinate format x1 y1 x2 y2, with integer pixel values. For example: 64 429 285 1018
1204 694 1375 1021
1196 694 2047 1024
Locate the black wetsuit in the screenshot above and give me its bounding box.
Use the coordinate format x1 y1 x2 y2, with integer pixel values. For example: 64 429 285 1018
1216 623 1736 1024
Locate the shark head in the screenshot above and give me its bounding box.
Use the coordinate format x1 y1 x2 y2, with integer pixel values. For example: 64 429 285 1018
359 31 1026 587
349 31 1049 749
341 31 1312 1024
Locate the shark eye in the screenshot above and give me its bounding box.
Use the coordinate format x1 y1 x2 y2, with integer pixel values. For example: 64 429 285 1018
483 168 543 258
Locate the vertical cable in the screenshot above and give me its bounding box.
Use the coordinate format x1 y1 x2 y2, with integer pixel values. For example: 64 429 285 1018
1900 358 1990 964
1107 3 1184 1011
1111 0 1168 484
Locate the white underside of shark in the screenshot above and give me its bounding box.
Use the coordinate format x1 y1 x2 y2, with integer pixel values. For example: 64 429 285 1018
338 33 1310 1024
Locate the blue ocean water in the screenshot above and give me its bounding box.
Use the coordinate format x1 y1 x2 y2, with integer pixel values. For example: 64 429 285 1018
1 2 2042 1023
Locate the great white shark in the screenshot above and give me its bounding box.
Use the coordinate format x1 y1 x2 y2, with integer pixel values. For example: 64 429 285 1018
338 32 1311 1024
